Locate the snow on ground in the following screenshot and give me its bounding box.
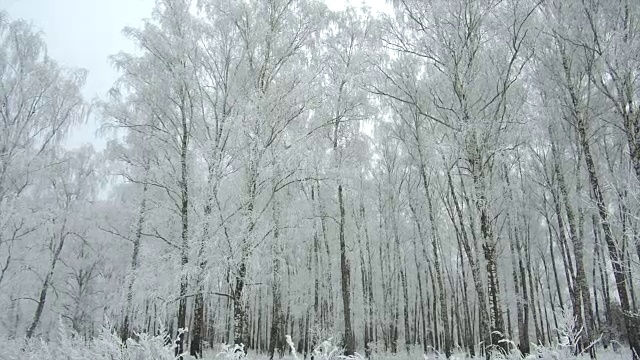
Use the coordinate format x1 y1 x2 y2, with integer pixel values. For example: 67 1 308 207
1 323 633 360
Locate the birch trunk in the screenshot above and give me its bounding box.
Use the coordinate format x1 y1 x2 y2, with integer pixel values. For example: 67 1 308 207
447 171 490 356
26 222 68 338
122 167 149 341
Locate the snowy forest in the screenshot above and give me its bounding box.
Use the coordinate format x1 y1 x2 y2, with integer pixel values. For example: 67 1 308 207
1 0 640 359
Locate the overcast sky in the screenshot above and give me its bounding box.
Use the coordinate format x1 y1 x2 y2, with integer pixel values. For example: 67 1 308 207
2 0 389 149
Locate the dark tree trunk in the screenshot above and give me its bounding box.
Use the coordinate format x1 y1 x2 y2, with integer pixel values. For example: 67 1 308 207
26 225 68 339
425 184 452 358
122 173 148 341
268 211 283 360
338 183 355 355
234 260 248 347
409 203 429 354
447 171 490 356
355 199 372 358
177 92 190 359
190 295 204 358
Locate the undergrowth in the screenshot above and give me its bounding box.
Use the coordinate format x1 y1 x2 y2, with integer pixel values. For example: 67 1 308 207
2 319 632 360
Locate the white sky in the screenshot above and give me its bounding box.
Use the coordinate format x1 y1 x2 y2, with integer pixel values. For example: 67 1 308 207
2 0 389 149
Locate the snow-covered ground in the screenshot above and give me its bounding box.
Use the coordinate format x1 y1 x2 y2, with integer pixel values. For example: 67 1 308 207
2 324 633 360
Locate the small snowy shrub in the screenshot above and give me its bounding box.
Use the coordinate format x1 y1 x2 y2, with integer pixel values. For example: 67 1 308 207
301 335 364 360
310 337 343 360
217 343 246 360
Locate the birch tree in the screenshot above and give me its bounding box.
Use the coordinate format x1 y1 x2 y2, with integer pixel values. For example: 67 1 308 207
318 9 374 355
220 0 324 347
0 13 87 337
25 147 99 338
